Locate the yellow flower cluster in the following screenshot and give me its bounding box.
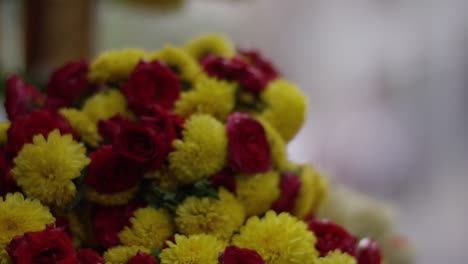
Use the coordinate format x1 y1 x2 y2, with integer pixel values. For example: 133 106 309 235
184 33 235 60
104 245 151 264
0 122 10 146
293 164 329 219
85 186 139 206
149 45 201 82
12 130 90 208
175 75 236 121
233 211 318 264
316 250 357 264
169 114 227 184
160 234 224 264
0 193 55 260
88 48 148 83
59 108 102 147
175 188 245 240
82 89 132 124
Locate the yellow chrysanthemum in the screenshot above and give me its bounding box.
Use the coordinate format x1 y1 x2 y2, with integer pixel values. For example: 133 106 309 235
316 250 357 264
235 171 280 216
233 211 318 264
149 45 201 82
292 164 329 219
85 186 138 206
59 108 102 147
259 79 307 142
12 130 90 208
144 167 180 191
0 193 55 260
160 234 224 264
119 207 175 248
174 75 236 121
258 118 287 171
185 33 235 60
103 245 150 264
0 122 10 146
88 48 148 83
169 115 227 184
82 89 132 124
175 188 245 240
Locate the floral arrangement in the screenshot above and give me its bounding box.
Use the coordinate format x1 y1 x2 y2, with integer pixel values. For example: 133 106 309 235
0 34 383 264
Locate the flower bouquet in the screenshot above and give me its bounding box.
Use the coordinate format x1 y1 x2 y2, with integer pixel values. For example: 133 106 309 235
0 34 383 264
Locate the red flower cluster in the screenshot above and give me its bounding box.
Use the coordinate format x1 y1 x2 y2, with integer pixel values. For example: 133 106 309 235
219 246 265 264
308 219 357 257
77 249 105 264
7 226 78 264
357 238 382 264
226 113 271 173
272 172 301 213
239 49 279 82
122 60 181 115
127 252 159 264
4 75 45 121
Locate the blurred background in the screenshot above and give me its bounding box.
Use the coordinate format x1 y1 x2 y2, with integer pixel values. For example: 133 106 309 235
1 0 467 263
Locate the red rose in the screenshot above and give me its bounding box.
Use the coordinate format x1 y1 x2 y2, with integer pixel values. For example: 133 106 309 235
308 219 357 257
226 113 271 173
92 201 143 248
272 172 301 213
219 246 265 264
6 226 78 264
77 249 105 264
239 49 279 82
127 252 158 264
357 238 382 264
122 60 181 115
98 114 133 143
114 121 170 170
84 145 142 194
6 109 75 158
139 104 185 148
4 75 45 121
201 55 268 94
46 60 93 108
209 169 236 192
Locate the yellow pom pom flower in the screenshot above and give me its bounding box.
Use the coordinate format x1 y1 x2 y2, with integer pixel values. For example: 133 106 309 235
292 164 329 219
185 33 235 60
12 130 90 208
88 48 148 83
258 118 287 171
175 188 245 240
0 193 55 259
119 207 175 248
82 89 131 124
0 122 10 146
149 45 201 82
174 75 236 121
85 186 138 206
235 171 280 217
316 250 357 264
259 79 307 142
169 115 227 184
104 245 150 264
160 234 224 264
233 211 318 264
145 167 180 191
59 108 102 147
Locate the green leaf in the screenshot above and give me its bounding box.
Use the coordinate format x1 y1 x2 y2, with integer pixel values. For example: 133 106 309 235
190 179 219 200
151 247 162 262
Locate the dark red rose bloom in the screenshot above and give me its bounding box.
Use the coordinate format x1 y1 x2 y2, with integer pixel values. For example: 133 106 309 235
114 121 170 171
226 112 271 173
127 252 158 264
272 172 301 213
98 114 133 143
308 219 357 257
239 49 279 82
122 60 181 115
77 249 105 264
201 55 268 94
4 75 45 121
139 104 185 148
54 216 72 237
209 169 236 192
6 226 78 264
219 246 265 264
92 201 143 248
84 145 143 194
357 238 382 264
0 150 18 196
45 60 92 108
6 109 75 158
